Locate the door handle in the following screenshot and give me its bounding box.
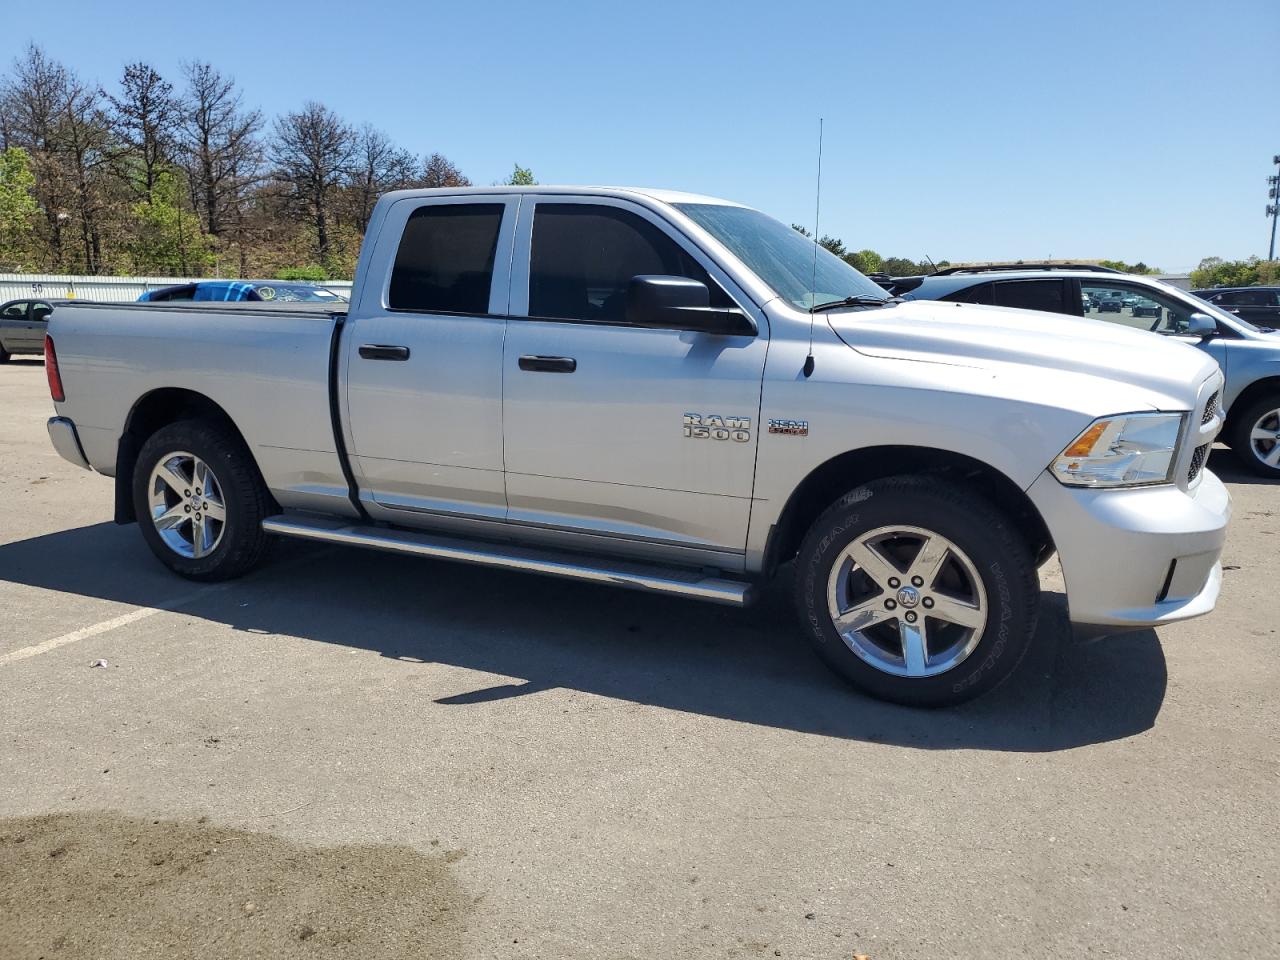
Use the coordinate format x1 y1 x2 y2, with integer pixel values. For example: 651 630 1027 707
358 344 410 361
518 355 577 373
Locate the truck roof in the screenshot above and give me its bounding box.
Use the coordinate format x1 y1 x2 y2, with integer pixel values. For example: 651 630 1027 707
376 185 748 208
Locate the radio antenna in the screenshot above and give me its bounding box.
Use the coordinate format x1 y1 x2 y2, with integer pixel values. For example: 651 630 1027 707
804 117 823 378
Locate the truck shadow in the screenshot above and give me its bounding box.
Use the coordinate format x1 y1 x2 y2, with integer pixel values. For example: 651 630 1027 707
1208 447 1275 486
0 522 1168 753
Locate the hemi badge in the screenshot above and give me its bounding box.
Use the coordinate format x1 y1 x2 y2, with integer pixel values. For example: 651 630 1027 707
768 419 808 437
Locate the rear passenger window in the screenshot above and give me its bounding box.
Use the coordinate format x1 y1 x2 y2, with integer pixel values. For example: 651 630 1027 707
995 280 1067 313
942 282 994 305
529 203 730 323
390 204 504 314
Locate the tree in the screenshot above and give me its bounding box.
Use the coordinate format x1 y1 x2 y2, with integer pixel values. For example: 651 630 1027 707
106 62 180 203
125 168 213 274
180 61 262 240
2 44 74 267
1190 256 1275 289
271 101 354 267
502 162 536 186
347 123 416 234
0 146 39 270
846 249 883 274
420 151 470 188
1099 259 1158 275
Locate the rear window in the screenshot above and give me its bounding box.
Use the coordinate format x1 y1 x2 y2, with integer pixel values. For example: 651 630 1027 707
389 204 505 314
994 279 1067 313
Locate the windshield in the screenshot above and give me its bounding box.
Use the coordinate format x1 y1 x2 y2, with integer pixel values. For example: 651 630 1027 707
675 203 889 309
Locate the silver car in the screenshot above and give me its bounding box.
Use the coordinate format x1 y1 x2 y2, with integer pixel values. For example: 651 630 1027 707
892 265 1280 477
0 298 54 361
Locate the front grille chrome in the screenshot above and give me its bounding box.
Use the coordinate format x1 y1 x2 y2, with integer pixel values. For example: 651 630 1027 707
1187 443 1209 484
1201 391 1220 426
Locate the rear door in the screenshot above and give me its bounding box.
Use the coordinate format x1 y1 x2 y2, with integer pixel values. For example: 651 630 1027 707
501 196 767 565
342 194 517 524
25 301 53 350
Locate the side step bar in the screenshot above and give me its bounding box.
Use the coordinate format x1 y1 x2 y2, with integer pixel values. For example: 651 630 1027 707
262 515 754 606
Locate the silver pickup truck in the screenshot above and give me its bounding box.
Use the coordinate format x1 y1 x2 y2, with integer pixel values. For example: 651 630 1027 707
43 186 1230 706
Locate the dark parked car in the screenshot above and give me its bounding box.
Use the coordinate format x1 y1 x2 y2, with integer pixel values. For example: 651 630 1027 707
0 298 54 361
1131 297 1162 319
139 281 346 304
1096 293 1125 313
1193 287 1280 330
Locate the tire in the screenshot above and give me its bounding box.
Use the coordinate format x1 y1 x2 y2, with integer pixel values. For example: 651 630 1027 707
1228 395 1280 478
132 419 272 581
794 475 1040 707
0 343 10 363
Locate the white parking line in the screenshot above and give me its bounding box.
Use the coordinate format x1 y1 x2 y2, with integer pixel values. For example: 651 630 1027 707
0 589 210 666
0 549 329 667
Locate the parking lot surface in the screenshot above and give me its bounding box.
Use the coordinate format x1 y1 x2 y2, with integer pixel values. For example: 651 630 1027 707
1 358 1276 959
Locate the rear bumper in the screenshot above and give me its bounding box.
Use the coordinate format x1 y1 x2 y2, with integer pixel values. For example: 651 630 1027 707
47 416 91 471
1028 468 1230 631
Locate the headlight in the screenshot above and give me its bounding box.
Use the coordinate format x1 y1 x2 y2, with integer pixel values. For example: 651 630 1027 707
1051 413 1185 487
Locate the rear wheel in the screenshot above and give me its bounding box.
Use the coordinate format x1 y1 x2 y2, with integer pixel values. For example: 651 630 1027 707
1228 395 1280 478
0 343 10 363
133 419 272 581
794 476 1040 707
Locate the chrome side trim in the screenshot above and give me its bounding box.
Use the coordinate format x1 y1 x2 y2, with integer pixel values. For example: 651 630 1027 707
263 515 754 606
47 417 91 471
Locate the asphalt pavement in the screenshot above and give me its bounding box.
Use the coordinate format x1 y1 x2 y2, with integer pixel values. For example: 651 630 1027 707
1 358 1275 959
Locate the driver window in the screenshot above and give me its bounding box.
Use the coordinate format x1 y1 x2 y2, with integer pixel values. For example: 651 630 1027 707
1081 282 1198 335
528 204 730 323
31 302 52 321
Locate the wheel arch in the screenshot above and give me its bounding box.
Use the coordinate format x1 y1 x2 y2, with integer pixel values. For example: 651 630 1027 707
762 446 1054 576
114 388 269 524
1223 375 1280 439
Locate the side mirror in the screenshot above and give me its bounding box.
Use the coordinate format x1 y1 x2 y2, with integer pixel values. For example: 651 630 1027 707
625 276 754 335
1186 312 1217 337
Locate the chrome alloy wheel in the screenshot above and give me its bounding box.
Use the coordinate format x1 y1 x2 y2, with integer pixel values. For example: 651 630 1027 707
826 525 987 678
1248 407 1280 470
147 451 227 559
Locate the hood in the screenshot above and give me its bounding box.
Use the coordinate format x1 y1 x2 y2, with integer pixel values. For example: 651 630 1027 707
826 300 1218 410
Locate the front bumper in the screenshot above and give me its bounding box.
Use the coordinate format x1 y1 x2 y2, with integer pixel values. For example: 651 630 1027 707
1028 468 1230 631
47 416 91 471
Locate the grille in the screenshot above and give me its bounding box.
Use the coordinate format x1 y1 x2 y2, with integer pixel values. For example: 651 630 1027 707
1187 443 1209 484
1201 390 1220 426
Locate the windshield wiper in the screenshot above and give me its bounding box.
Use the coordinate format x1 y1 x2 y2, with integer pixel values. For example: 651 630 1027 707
810 294 900 312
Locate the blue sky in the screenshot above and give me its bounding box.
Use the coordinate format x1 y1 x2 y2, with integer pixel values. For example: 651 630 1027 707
7 0 1277 271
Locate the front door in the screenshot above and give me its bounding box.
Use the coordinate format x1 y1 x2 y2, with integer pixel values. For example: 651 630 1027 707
501 197 768 564
1080 279 1231 372
343 195 517 523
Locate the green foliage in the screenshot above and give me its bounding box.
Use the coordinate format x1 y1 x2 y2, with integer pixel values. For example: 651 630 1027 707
1190 256 1279 289
503 163 537 186
0 147 40 271
124 169 215 275
1099 259 1158 274
845 249 883 274
275 265 328 281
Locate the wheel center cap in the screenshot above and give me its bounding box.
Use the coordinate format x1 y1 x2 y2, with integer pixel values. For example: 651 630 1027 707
896 585 920 608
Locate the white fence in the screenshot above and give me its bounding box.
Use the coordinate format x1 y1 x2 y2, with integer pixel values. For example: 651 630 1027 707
0 273 353 303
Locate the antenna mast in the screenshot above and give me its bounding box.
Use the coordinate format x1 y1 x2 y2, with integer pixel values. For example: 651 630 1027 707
804 117 824 378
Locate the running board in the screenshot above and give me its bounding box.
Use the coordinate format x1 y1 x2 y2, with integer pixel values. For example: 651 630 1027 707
262 515 754 606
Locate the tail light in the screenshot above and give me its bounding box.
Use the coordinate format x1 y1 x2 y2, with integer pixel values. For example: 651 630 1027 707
45 334 65 402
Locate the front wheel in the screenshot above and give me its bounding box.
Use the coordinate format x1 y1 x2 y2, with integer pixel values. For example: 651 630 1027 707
794 476 1040 707
133 419 273 581
1228 396 1280 478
